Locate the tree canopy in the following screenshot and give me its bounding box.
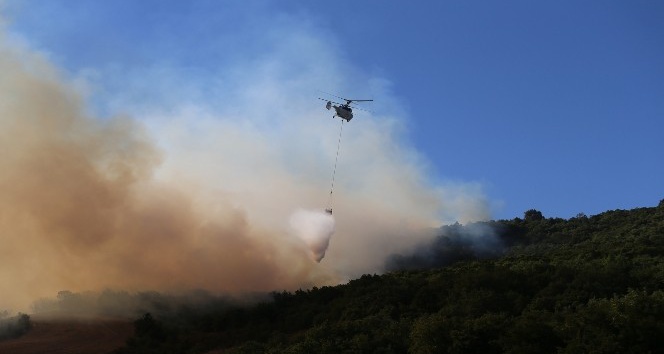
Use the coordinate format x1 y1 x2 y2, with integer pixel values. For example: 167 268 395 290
109 202 664 353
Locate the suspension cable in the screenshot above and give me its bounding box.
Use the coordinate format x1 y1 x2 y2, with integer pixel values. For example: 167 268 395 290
327 119 344 212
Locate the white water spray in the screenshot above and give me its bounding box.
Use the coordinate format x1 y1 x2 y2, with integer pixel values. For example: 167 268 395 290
290 209 336 262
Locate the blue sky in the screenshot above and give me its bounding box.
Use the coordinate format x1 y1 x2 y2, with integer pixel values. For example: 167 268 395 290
3 0 663 220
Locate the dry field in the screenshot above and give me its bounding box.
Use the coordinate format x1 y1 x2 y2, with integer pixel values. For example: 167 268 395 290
0 317 133 354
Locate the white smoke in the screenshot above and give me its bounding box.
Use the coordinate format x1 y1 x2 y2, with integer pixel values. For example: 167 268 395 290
289 209 336 262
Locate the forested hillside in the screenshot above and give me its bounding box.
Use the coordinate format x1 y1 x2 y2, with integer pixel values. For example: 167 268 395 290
114 201 664 353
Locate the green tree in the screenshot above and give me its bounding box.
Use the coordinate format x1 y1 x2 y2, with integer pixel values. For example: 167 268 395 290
523 209 544 221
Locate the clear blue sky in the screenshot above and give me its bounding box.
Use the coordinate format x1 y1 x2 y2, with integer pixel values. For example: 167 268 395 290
4 0 663 220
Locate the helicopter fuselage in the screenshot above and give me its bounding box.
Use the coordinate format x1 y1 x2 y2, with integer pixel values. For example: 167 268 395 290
326 101 353 121
333 105 353 121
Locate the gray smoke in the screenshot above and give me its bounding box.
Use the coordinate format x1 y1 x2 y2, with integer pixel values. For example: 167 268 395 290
386 222 505 271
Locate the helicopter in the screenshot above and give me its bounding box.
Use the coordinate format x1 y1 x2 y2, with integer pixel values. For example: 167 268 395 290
318 92 373 122
317 92 373 215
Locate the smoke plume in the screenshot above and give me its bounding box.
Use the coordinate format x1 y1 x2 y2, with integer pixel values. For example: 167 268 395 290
386 222 505 271
0 16 491 313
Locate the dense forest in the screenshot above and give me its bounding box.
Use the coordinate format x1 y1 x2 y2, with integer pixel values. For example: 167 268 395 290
110 201 664 353
14 202 662 353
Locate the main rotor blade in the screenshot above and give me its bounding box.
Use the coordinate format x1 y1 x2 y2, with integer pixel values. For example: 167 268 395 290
317 90 349 102
317 90 374 105
317 97 344 106
349 105 373 113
